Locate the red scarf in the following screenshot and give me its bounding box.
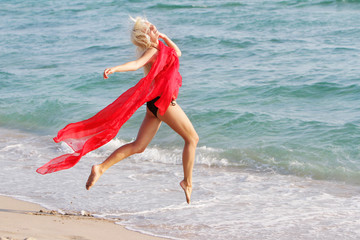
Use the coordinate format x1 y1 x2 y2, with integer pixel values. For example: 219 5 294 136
37 41 182 174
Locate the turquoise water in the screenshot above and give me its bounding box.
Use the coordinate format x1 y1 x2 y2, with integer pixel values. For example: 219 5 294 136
1 1 360 239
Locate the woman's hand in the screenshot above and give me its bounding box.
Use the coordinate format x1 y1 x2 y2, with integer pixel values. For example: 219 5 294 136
103 68 114 79
157 32 182 57
158 32 167 40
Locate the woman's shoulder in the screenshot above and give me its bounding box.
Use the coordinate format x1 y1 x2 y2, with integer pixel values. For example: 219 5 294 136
145 47 159 64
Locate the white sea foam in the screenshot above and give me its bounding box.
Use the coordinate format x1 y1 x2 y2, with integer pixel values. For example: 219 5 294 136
1 127 360 239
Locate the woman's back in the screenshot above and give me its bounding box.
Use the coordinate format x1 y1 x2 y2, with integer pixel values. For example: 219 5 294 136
143 48 159 75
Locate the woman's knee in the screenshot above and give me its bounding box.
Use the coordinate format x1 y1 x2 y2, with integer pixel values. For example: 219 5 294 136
185 131 199 147
131 141 147 154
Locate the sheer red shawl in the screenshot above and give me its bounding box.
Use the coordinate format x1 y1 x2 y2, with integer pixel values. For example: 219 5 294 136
37 41 182 174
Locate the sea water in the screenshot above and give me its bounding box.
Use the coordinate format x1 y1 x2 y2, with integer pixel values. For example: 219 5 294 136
1 0 360 239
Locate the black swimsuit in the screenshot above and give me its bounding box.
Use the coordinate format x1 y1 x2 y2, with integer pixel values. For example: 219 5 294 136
146 96 160 117
146 96 176 118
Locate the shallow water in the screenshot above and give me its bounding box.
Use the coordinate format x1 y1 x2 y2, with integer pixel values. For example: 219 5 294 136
1 0 360 239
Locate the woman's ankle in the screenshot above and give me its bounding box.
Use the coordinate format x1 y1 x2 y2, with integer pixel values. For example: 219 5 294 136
182 179 192 187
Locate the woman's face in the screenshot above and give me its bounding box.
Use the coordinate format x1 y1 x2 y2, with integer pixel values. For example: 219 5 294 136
146 22 159 44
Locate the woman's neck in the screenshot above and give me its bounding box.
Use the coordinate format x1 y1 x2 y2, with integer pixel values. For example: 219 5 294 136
151 40 159 49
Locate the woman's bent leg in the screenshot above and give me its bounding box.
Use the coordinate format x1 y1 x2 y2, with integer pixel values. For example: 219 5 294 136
86 110 162 190
158 103 199 203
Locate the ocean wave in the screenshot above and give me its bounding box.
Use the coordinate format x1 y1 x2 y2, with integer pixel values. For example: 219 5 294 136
148 1 246 10
218 145 360 185
216 2 246 7
75 45 121 54
182 35 218 46
219 39 255 49
148 3 209 10
276 0 360 8
0 97 92 132
0 72 15 87
84 135 360 186
260 82 360 100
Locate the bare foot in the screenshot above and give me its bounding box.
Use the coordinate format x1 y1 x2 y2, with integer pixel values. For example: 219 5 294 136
86 165 103 190
180 180 192 204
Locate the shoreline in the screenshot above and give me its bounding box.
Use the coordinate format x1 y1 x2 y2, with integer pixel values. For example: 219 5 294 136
0 195 166 240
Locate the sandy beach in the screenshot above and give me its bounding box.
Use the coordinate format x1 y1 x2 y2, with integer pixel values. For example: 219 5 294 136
0 195 165 240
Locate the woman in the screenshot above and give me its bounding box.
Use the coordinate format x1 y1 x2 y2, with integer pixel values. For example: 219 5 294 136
37 17 198 204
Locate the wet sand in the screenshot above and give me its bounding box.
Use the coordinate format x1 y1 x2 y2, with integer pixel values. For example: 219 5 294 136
0 195 165 240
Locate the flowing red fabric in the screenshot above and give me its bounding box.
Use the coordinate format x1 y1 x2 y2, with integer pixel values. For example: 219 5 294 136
37 41 182 174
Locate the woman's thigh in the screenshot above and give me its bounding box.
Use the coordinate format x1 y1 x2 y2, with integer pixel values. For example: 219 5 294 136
158 103 197 142
134 109 162 148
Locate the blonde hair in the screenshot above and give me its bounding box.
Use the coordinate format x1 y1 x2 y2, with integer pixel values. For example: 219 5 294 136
130 16 152 54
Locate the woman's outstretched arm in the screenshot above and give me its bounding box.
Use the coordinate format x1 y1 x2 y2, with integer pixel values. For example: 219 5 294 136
159 33 181 57
103 47 158 79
